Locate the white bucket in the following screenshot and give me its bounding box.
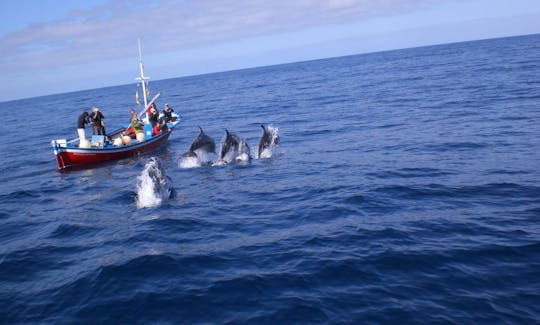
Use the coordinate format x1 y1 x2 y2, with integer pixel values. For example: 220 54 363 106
79 139 91 148
136 132 145 142
122 135 132 145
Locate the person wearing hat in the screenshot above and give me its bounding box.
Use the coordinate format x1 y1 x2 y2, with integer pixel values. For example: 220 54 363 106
163 103 175 122
91 106 106 135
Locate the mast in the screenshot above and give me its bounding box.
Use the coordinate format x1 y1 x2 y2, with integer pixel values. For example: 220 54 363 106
135 38 150 117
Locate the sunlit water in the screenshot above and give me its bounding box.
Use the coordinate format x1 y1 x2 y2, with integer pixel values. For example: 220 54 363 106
1 34 539 323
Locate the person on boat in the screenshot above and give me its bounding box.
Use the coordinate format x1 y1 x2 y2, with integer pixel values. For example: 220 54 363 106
160 118 171 133
163 103 175 122
91 106 106 136
130 111 143 136
153 121 161 136
77 111 90 142
124 109 137 137
148 103 159 127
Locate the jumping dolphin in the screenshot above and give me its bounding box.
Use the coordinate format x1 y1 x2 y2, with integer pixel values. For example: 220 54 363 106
179 127 216 168
147 158 172 199
189 126 216 153
218 129 251 164
220 129 239 160
258 124 280 158
136 157 172 208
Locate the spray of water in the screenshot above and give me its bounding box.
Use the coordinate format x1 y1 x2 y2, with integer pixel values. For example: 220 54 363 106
178 155 201 169
136 157 172 209
178 149 214 169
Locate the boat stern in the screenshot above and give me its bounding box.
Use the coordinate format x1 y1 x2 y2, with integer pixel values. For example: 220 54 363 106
51 139 68 169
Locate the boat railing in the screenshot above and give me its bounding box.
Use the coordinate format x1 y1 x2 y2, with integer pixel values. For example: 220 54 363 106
51 113 181 150
51 138 79 148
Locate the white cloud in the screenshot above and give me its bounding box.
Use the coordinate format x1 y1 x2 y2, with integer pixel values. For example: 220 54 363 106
0 0 453 73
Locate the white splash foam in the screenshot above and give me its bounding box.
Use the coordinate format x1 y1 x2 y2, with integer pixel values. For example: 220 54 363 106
193 149 213 164
259 148 273 159
178 149 214 169
178 156 201 169
136 157 172 209
267 125 279 143
211 159 228 166
258 125 280 159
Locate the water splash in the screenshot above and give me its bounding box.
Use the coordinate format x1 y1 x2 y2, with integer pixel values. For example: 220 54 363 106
178 155 201 169
136 157 172 209
178 149 214 169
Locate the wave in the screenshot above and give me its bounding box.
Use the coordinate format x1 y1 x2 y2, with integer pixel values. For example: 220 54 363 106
422 142 487 152
367 167 453 179
48 223 102 239
372 183 540 201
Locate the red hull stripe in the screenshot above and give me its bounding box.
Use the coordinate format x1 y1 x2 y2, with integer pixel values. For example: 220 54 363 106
54 132 171 169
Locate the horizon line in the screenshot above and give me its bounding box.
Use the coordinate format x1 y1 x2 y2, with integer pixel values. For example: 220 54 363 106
2 32 537 105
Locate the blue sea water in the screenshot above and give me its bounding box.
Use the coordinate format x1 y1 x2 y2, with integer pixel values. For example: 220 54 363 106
1 34 540 323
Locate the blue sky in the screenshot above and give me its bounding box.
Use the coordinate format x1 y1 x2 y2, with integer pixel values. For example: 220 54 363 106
1 0 539 102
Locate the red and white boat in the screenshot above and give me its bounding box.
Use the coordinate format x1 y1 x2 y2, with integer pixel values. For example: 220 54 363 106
51 41 182 170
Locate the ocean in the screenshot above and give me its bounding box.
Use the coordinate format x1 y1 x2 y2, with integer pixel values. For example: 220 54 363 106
1 34 539 323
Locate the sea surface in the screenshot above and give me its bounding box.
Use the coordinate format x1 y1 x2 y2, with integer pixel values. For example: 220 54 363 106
1 34 539 323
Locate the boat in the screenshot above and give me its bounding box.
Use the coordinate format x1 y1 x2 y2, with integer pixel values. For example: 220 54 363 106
51 41 182 170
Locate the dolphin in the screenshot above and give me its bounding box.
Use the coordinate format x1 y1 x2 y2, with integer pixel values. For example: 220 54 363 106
220 129 239 160
180 151 198 158
146 158 170 196
219 129 251 164
258 124 280 158
136 157 172 208
189 126 216 153
179 127 215 162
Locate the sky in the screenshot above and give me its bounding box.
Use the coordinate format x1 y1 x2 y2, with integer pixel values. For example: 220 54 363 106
0 0 539 102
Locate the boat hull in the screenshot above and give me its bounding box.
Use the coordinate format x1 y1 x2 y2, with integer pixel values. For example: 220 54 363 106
52 131 172 169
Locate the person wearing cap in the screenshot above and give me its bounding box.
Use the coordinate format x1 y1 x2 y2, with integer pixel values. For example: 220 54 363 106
91 106 106 135
163 103 175 122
